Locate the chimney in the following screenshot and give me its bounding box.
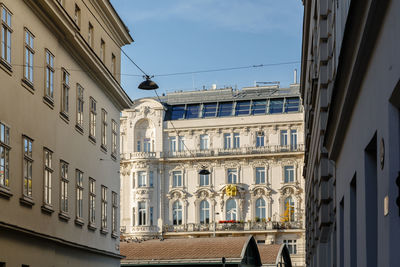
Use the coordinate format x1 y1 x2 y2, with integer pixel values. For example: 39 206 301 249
294 69 298 84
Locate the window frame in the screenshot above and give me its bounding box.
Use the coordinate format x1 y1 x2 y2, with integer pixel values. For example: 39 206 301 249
0 4 12 67
172 200 182 225
284 165 295 183
89 178 96 226
44 49 55 101
0 122 10 189
76 84 84 130
76 169 84 220
60 160 69 213
138 201 146 226
22 136 33 198
60 68 70 117
200 134 209 150
43 148 53 206
74 4 81 28
199 200 210 224
23 28 35 85
89 97 96 141
111 119 117 158
227 168 238 184
101 109 107 150
101 185 107 231
255 167 266 184
172 171 182 187
111 191 118 235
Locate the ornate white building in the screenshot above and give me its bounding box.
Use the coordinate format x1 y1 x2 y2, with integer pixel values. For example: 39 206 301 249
120 83 305 266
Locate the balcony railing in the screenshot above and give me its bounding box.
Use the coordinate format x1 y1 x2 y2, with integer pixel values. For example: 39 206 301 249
120 225 159 234
121 152 157 160
163 221 302 233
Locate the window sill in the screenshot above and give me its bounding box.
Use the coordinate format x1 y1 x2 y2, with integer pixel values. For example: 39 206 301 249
43 95 54 109
75 217 84 227
0 186 12 199
111 153 117 161
0 58 12 76
88 222 97 231
100 144 107 154
41 203 54 214
21 78 35 94
100 228 109 235
59 112 69 123
75 124 84 135
111 231 118 239
58 211 70 222
88 135 96 144
19 195 35 207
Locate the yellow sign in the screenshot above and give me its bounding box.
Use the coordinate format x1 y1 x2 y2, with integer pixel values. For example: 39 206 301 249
226 185 237 197
281 201 294 222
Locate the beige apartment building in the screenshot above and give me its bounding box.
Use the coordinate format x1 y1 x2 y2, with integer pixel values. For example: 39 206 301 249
0 0 132 266
120 83 306 266
300 0 400 266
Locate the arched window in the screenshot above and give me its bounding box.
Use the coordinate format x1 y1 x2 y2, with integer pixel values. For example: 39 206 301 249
172 200 182 225
256 198 266 220
284 197 295 222
200 200 210 224
226 199 237 221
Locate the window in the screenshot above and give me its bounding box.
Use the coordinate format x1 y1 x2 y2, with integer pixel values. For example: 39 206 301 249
256 132 264 147
23 137 33 197
100 39 105 62
138 201 146 226
199 173 209 186
24 29 34 84
218 102 233 117
284 166 294 183
233 133 240 148
111 53 116 76
284 97 300 112
1 5 12 65
280 130 288 146
203 103 217 117
200 134 208 150
143 138 151 152
186 104 200 119
60 161 68 213
269 98 284 114
256 198 266 220
136 140 141 152
76 170 83 219
74 4 81 28
138 171 146 187
0 123 10 188
227 168 237 184
45 50 54 99
101 186 107 230
111 192 117 234
172 200 182 225
290 129 297 150
283 240 297 254
284 197 295 221
149 171 154 187
178 136 185 152
200 200 210 224
170 105 185 120
172 171 182 187
150 206 154 225
224 133 231 149
169 136 176 152
89 178 96 225
61 69 70 115
43 149 53 205
255 167 265 184
226 199 236 220
101 109 107 149
89 98 96 139
235 100 251 116
76 84 84 128
251 100 267 115
88 23 93 47
111 120 117 157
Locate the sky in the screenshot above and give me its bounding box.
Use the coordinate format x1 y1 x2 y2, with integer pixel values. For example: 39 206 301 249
110 0 304 100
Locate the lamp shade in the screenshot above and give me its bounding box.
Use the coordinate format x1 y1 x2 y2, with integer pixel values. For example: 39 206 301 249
138 77 159 90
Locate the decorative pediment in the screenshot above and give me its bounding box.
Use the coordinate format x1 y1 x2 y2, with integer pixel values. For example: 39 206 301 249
166 188 188 200
249 185 271 198
193 188 216 199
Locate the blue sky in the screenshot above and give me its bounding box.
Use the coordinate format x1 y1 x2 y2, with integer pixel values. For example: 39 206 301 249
110 0 304 100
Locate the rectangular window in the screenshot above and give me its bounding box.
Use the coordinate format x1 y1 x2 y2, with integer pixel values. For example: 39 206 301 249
112 191 117 234
1 5 12 65
280 130 288 146
149 171 154 187
227 168 237 184
200 134 209 150
285 97 300 112
89 178 96 224
173 171 182 187
169 136 176 152
61 69 70 115
88 23 93 47
89 98 96 139
200 174 209 186
45 50 54 99
101 185 107 230
60 161 69 213
74 4 81 28
0 122 10 188
76 84 84 128
235 100 251 116
269 98 284 114
43 149 53 205
233 133 240 148
24 29 34 84
185 104 201 119
143 138 151 152
256 132 264 147
111 53 116 76
170 105 185 120
283 240 297 254
290 129 297 150
203 103 217 117
111 120 117 157
138 201 146 226
255 167 265 184
150 206 153 225
251 100 267 115
138 171 146 187
23 136 33 197
218 102 233 117
76 170 83 219
284 166 294 183
100 39 105 62
224 133 231 149
101 109 107 149
178 136 185 152
137 140 141 152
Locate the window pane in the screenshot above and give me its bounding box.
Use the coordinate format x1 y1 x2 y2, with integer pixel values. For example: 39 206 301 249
235 101 251 116
170 105 185 120
218 102 233 117
203 103 217 117
252 100 267 115
285 97 300 112
185 104 201 119
269 98 284 114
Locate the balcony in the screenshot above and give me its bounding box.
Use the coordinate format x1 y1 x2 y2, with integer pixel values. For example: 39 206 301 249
121 152 158 160
121 225 159 234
